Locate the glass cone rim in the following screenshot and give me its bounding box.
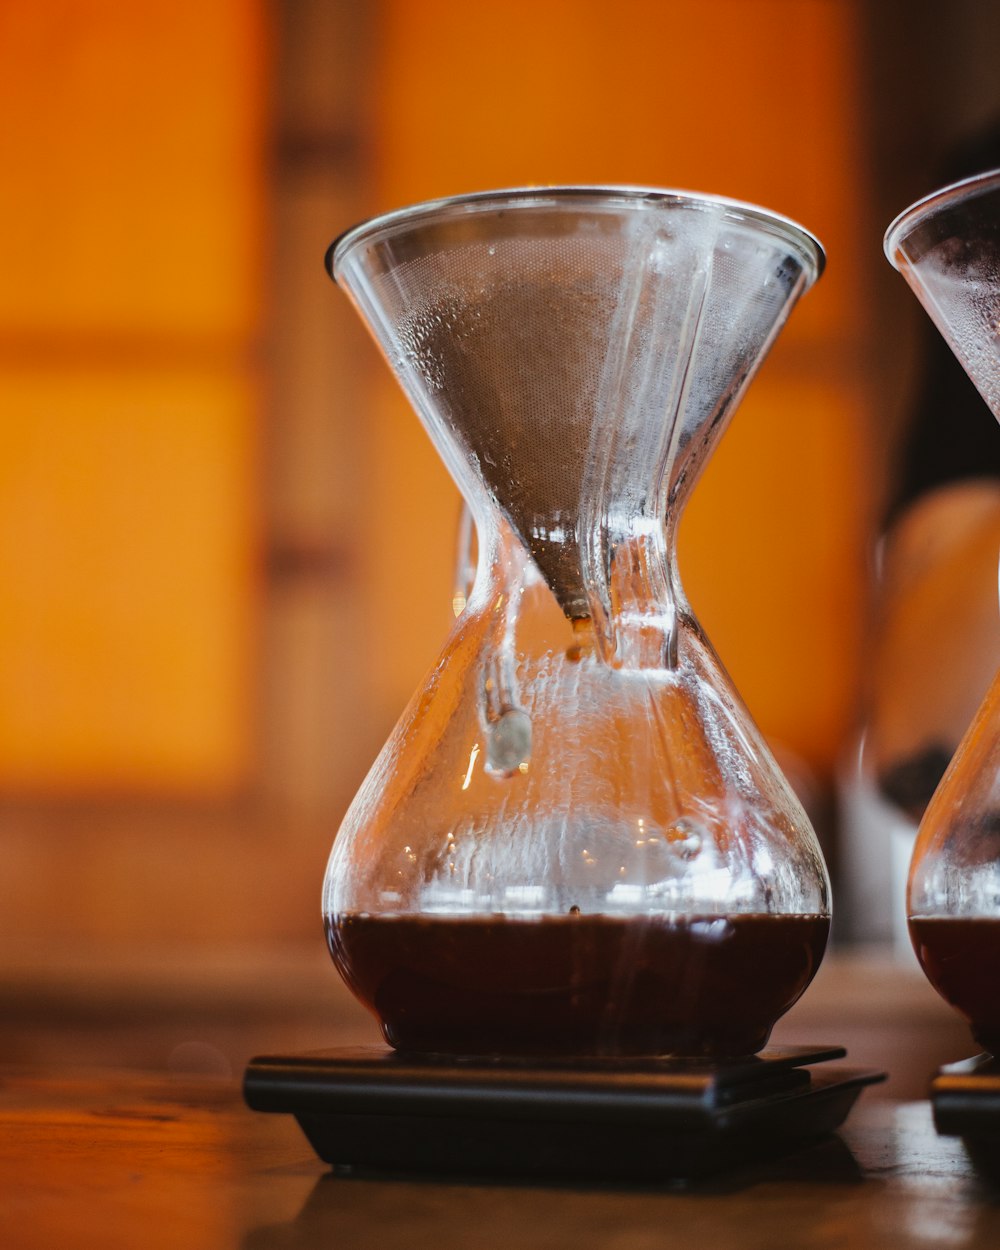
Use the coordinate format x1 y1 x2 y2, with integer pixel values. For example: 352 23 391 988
884 166 1000 268
327 184 825 282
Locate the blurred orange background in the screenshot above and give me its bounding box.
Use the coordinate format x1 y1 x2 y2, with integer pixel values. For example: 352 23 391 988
1 0 997 961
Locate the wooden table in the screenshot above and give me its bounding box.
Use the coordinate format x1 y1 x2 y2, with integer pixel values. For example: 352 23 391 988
3 1064 1000 1250
2 944 994 1248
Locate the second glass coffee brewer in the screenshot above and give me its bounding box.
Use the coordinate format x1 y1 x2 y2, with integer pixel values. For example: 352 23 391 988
884 172 1000 1111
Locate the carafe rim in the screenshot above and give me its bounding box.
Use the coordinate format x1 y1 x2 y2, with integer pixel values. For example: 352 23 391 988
326 184 825 284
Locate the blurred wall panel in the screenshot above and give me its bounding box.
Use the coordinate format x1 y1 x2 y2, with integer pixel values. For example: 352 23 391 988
0 371 257 793
0 1 383 957
0 0 268 795
263 0 379 816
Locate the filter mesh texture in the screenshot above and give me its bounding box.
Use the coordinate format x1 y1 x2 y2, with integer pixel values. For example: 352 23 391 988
389 232 629 618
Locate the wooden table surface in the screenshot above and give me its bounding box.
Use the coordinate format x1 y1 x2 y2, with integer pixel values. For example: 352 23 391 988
3 1064 1000 1250
2 944 995 1249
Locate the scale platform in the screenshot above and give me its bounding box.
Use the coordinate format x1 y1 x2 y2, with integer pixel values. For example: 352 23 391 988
932 1054 1000 1176
244 1044 884 1182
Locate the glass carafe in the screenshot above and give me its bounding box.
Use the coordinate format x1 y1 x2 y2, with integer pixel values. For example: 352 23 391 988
323 187 830 1057
885 169 1000 1053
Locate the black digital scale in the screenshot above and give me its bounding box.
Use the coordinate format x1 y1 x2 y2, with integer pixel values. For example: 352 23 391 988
244 1044 883 1182
931 1054 1000 1177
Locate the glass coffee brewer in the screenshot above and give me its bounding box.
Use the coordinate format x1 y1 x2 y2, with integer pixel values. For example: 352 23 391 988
245 189 882 1179
885 171 1000 1137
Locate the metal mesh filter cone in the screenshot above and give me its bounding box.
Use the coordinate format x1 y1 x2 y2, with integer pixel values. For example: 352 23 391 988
389 233 625 618
335 190 823 619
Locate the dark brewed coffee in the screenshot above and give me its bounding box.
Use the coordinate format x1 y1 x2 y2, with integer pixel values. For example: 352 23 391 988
909 916 1000 1055
327 911 829 1058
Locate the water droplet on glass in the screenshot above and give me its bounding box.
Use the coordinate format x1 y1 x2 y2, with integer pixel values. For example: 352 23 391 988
665 818 703 861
